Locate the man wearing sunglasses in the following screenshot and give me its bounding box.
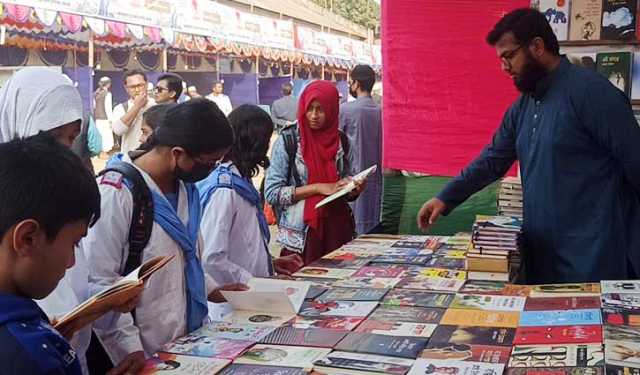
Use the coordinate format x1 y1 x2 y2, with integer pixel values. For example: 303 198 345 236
154 74 183 105
112 69 155 154
417 8 640 284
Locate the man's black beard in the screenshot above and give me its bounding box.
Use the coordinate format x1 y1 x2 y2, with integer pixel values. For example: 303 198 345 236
514 54 548 94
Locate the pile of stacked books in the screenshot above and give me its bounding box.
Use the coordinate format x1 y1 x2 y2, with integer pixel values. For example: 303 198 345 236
498 177 523 219
466 215 522 282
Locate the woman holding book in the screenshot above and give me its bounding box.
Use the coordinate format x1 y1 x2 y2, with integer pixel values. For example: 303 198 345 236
264 80 365 269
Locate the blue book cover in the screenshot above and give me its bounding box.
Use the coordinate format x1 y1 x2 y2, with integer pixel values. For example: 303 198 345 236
519 309 602 327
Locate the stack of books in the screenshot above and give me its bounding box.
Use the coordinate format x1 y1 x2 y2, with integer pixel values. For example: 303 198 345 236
498 177 523 219
466 216 522 282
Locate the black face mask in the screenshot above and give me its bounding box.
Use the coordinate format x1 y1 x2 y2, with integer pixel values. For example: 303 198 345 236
514 52 548 94
174 161 214 183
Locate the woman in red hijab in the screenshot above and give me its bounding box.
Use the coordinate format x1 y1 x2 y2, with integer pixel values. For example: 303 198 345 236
264 81 364 271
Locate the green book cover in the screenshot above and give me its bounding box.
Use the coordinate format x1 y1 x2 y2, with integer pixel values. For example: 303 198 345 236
597 52 633 97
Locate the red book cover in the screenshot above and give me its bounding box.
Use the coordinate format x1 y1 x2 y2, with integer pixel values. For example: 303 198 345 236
514 325 603 345
422 343 512 364
524 297 601 311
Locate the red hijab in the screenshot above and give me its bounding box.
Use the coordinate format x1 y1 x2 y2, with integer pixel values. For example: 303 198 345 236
297 81 341 229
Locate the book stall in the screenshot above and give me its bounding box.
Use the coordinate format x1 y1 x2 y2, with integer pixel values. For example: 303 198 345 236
137 214 640 374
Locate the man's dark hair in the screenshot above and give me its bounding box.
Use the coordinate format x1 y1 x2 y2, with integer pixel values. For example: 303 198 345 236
143 103 177 131
123 69 147 85
0 133 100 241
486 8 560 56
149 98 234 156
227 104 274 178
351 65 376 93
281 83 293 96
158 73 183 101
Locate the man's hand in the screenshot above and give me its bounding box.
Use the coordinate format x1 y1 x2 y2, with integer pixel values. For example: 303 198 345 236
112 285 143 313
107 351 146 375
132 92 148 110
208 283 249 303
274 253 304 275
417 197 447 231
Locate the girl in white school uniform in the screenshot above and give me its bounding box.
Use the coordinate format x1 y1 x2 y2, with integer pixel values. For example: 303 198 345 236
84 99 246 374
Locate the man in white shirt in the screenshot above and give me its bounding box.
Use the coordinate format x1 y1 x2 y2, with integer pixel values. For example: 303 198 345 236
205 81 233 116
112 70 155 154
93 76 114 158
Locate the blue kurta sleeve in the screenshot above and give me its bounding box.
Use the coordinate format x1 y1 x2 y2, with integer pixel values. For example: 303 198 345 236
437 101 520 213
580 79 640 194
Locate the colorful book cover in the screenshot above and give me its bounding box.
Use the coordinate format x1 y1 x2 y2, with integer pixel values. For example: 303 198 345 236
234 345 331 368
606 365 640 375
606 340 640 368
596 52 633 97
369 306 445 324
474 215 522 231
570 0 603 40
426 257 466 269
411 268 467 280
392 240 426 249
298 300 378 318
507 367 605 375
161 337 253 359
514 325 603 345
259 327 347 348
333 276 402 289
141 353 230 374
602 280 640 294
602 0 638 40
459 281 531 297
382 290 455 308
318 287 388 302
519 309 602 327
335 332 429 359
602 293 640 311
192 322 276 342
407 359 504 375
421 344 512 364
603 307 640 326
305 285 328 300
292 267 355 279
509 344 605 368
604 324 640 342
450 294 527 312
373 254 431 265
525 297 602 311
308 257 371 269
530 284 601 298
428 325 516 347
396 277 465 292
223 311 295 327
313 351 415 375
218 364 307 375
287 315 364 331
355 319 437 338
441 309 520 328
353 266 407 278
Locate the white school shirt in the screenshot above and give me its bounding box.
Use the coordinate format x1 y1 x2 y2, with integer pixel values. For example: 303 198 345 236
205 94 232 116
201 163 271 285
83 155 218 364
111 99 154 154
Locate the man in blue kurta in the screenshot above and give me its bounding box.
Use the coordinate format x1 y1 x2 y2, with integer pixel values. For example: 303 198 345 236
340 65 383 235
417 8 640 284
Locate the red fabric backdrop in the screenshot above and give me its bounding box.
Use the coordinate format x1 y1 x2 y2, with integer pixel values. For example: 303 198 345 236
382 0 528 176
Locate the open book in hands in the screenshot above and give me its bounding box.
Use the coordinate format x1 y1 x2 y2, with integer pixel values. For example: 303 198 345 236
315 165 377 209
53 255 175 337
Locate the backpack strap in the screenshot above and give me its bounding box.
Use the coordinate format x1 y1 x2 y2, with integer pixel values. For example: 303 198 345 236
338 130 350 172
97 162 154 276
282 128 302 187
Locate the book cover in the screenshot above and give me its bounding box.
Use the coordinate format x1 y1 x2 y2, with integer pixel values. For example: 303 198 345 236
355 319 437 338
441 309 520 328
287 315 364 331
421 344 512 364
529 284 601 298
223 311 295 327
604 324 640 342
407 359 504 375
412 268 467 280
305 285 328 300
141 353 230 374
335 333 429 359
315 165 377 208
333 276 402 289
234 345 331 368
603 307 640 326
460 281 530 297
426 257 466 269
313 351 415 375
259 327 347 348
602 280 640 294
318 287 388 302
525 297 602 311
473 215 522 232
450 294 527 312
382 290 455 308
162 337 253 359
191 322 276 342
602 0 638 39
373 254 431 265
218 364 307 375
514 325 603 345
308 257 371 269
353 266 407 278
298 300 378 318
467 271 510 283
606 364 640 375
507 367 605 375
392 240 427 249
292 267 355 279
606 340 640 368
602 293 640 311
428 325 516 347
369 306 445 324
567 54 598 71
221 278 310 315
596 52 633 97
570 0 603 40
396 277 465 292
519 309 602 327
509 344 604 368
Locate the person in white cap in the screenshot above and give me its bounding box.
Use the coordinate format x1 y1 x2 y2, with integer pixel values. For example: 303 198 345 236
94 76 114 158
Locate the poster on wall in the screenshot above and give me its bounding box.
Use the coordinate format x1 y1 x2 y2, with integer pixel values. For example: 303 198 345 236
3 0 101 16
259 17 295 50
295 26 330 56
100 0 175 28
173 0 230 38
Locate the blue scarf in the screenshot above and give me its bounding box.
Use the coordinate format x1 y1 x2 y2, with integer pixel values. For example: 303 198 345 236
197 164 273 275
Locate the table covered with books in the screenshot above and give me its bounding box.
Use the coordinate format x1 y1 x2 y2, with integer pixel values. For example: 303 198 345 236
140 215 640 375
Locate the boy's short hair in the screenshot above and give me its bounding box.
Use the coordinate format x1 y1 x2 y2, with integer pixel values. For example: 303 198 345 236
143 103 177 131
0 133 100 240
157 73 184 100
